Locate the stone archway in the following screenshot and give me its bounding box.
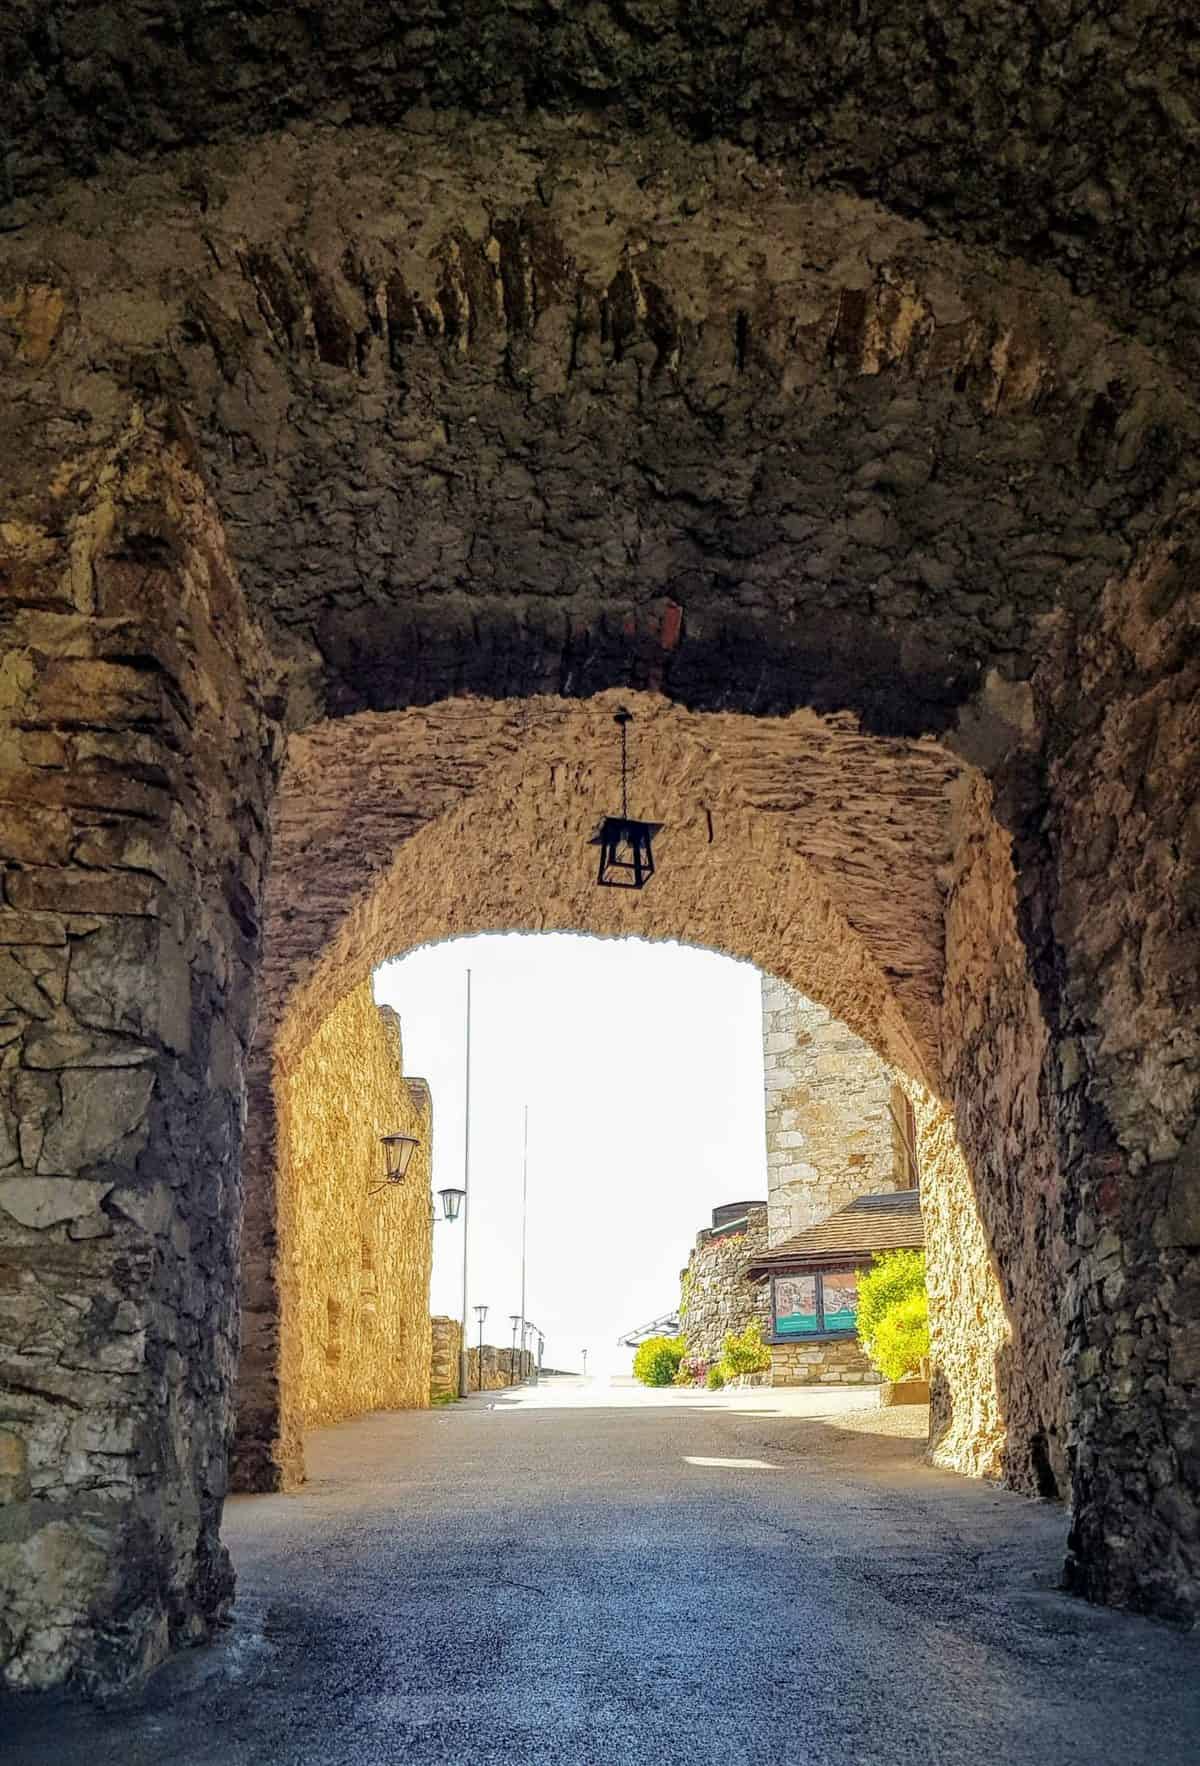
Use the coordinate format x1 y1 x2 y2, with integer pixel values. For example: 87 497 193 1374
1 17 1198 1689
238 694 976 1489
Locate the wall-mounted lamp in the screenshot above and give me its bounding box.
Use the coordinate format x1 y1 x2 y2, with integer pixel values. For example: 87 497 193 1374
438 1186 465 1222
591 708 662 889
474 1303 488 1392
371 1131 421 1196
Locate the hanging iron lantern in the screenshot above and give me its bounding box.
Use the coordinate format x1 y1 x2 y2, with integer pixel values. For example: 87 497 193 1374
591 708 662 889
438 1185 465 1221
371 1131 420 1196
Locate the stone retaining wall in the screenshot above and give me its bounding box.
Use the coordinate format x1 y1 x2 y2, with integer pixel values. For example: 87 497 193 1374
430 1316 462 1400
465 1347 534 1392
771 1338 878 1387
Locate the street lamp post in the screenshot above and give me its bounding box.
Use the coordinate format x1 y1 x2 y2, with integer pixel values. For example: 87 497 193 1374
474 1303 488 1392
509 1314 520 1386
582 1347 588 1379
517 1104 528 1395
459 971 472 1400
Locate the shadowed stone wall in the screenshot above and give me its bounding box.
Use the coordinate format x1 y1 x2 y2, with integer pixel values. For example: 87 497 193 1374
275 984 432 1439
0 436 277 1691
936 775 1067 1498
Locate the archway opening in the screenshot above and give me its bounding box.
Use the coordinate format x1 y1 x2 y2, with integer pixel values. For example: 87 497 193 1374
234 692 1056 1519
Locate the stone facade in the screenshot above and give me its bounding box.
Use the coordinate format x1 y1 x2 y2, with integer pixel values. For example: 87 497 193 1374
680 1204 770 1370
274 984 433 1437
1 19 1198 1686
762 978 912 1245
760 979 910 1388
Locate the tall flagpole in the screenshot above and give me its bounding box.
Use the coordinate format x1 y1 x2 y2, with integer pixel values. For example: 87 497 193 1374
518 1103 529 1383
459 970 472 1399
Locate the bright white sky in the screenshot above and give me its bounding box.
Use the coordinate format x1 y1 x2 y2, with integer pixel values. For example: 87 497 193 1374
374 933 768 1376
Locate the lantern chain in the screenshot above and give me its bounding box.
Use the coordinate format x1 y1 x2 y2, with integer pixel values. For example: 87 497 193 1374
616 707 632 819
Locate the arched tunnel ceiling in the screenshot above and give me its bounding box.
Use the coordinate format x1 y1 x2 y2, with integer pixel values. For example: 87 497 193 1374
262 695 967 1088
3 2 1197 373
3 120 1196 738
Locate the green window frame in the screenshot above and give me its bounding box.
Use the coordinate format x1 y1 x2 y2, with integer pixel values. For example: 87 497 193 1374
770 1268 860 1342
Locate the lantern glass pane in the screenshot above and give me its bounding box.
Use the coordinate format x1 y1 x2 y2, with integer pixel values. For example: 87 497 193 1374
381 1133 419 1181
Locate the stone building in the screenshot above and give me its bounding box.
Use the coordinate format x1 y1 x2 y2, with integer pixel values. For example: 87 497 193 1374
758 978 920 1385
2 2 1198 1689
763 976 918 1243
749 1192 925 1387
679 1201 771 1371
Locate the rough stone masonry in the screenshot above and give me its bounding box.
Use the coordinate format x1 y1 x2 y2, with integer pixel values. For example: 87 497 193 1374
0 0 1197 1694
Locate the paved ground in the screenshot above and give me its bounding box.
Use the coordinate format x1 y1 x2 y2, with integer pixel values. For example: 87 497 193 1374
5 1378 1200 1764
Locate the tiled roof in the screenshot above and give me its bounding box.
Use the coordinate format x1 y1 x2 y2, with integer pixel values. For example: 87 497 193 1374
744 1190 924 1276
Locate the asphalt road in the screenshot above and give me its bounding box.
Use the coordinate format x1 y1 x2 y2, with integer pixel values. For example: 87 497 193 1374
5 1379 1200 1765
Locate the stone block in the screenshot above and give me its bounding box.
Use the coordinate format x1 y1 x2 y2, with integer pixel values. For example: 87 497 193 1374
6 867 162 918
37 1067 154 1175
0 951 55 1020
0 1430 30 1504
23 1028 154 1069
11 1074 53 1170
0 1176 112 1230
0 911 66 945
65 918 190 1051
30 658 162 727
0 805 74 866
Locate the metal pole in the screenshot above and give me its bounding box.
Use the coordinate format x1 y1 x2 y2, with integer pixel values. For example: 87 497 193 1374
518 1103 528 1383
458 970 472 1400
477 1311 485 1392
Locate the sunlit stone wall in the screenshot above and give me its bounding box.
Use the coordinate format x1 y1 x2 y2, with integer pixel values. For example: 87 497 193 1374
762 977 910 1247
275 983 433 1440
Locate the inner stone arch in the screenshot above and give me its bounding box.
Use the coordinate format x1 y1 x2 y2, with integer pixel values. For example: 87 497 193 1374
236 690 1026 1504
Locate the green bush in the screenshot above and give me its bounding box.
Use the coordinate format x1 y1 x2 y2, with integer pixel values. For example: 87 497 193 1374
719 1319 772 1379
705 1365 726 1390
633 1334 687 1387
856 1249 926 1354
870 1290 930 1382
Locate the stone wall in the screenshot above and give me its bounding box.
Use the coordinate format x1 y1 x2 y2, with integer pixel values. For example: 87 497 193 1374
1029 530 1200 1617
681 1205 770 1367
917 1089 1010 1482
938 776 1067 1498
430 1316 462 1401
771 1338 876 1388
465 1347 534 1393
0 434 277 1692
275 983 433 1435
762 978 909 1248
